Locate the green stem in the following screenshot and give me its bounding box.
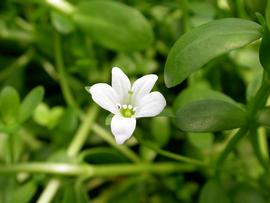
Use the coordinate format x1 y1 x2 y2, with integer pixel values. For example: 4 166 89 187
236 0 249 19
0 29 35 43
247 73 270 117
7 133 14 164
37 179 61 203
54 31 76 107
67 105 99 157
0 49 34 81
141 141 206 166
216 72 270 173
0 162 194 177
92 124 141 163
0 163 92 176
93 162 195 176
179 0 191 32
246 73 270 169
249 128 268 169
258 127 269 161
216 127 248 173
37 105 99 203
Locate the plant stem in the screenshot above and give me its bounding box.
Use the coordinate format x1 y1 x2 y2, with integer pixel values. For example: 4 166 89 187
0 29 35 43
92 124 141 163
215 127 248 173
54 31 76 107
67 105 99 157
7 133 14 164
93 162 195 176
258 127 269 161
247 73 270 169
141 141 206 166
0 163 92 176
0 49 34 81
37 105 98 203
247 73 270 117
216 72 270 174
179 0 191 32
0 162 194 177
37 179 61 203
249 128 268 169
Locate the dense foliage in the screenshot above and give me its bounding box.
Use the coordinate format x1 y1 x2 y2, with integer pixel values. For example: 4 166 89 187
1 0 270 202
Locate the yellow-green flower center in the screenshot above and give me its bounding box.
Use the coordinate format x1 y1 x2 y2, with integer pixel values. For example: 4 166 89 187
118 104 136 118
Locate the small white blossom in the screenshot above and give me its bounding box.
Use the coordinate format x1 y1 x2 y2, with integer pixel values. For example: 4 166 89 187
86 67 166 144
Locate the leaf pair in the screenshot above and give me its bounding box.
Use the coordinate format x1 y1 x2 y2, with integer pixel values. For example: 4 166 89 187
0 86 44 128
164 18 266 132
51 1 154 52
165 18 262 87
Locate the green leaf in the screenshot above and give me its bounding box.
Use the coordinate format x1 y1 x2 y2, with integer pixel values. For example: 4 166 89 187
232 184 266 203
150 117 170 147
175 99 246 132
266 0 270 31
79 147 129 164
61 182 90 203
105 113 114 125
18 86 44 123
51 11 75 34
165 18 262 87
199 179 230 203
74 182 91 203
246 71 263 102
61 184 76 203
259 27 270 73
188 132 213 149
7 181 37 203
0 86 20 125
72 1 154 51
257 107 270 127
173 82 238 110
33 103 64 129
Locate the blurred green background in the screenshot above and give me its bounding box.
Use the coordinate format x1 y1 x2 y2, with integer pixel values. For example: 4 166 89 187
1 0 270 202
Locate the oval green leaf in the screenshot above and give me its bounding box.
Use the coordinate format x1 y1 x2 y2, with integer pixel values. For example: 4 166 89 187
176 99 246 132
199 179 230 203
165 18 262 87
173 82 238 110
0 86 20 125
259 27 270 73
19 86 44 123
51 11 75 34
7 181 37 203
72 1 154 51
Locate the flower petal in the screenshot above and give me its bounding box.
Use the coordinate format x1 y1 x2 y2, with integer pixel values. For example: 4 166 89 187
135 91 166 118
112 67 131 103
111 115 136 144
131 74 158 105
89 83 120 114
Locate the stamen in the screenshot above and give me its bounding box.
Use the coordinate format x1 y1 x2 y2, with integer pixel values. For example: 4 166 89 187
119 104 136 118
116 104 121 109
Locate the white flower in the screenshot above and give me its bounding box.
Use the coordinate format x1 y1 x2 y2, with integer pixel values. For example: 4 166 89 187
86 67 166 144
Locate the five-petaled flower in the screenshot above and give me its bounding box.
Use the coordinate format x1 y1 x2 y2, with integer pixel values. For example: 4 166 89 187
86 67 166 144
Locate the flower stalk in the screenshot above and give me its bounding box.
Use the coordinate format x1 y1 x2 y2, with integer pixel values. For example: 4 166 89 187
0 162 195 177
